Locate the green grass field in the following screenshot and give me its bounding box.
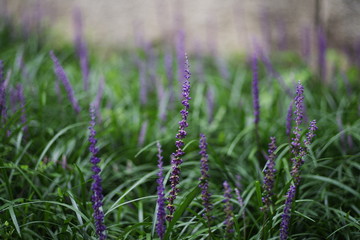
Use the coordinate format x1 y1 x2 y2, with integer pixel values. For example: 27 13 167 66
0 18 359 240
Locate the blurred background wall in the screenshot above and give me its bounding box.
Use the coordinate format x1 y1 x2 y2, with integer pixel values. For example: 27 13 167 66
2 0 360 55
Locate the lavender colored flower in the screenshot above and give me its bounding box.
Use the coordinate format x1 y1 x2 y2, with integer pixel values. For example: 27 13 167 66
304 120 318 146
279 184 296 240
291 81 304 156
137 120 148 147
289 83 318 185
223 181 234 236
88 105 107 240
262 137 277 209
166 54 191 221
73 8 89 91
286 101 293 137
199 134 212 221
206 88 214 123
0 60 8 125
234 188 245 220
156 141 166 240
50 51 81 113
15 84 28 133
251 52 260 125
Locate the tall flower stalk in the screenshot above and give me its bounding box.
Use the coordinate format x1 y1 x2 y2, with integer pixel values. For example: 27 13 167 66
199 134 212 221
88 105 107 240
262 137 277 209
279 184 296 240
223 181 234 236
156 141 166 240
166 54 191 221
280 82 318 239
50 51 81 113
251 51 260 126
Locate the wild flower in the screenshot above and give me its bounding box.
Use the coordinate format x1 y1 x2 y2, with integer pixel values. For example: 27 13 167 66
223 181 234 236
50 51 81 113
156 141 166 240
280 83 318 239
279 184 296 240
0 60 6 119
198 133 212 221
137 120 148 147
15 84 27 133
166 54 191 221
234 187 245 220
251 51 260 125
291 81 304 157
206 88 214 123
304 120 318 146
262 137 277 209
290 82 318 185
88 105 106 240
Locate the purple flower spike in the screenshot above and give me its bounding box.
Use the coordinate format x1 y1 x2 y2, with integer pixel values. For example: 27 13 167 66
0 60 8 127
88 105 107 240
291 81 304 156
290 82 319 185
223 181 234 236
156 142 166 240
166 54 191 221
280 184 296 240
234 188 245 220
252 52 260 125
15 84 28 133
262 137 277 209
304 120 318 146
199 134 212 221
50 51 81 114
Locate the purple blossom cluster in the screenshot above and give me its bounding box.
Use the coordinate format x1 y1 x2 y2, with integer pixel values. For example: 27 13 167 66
223 181 234 235
156 142 166 240
281 82 318 239
262 137 277 209
198 133 212 221
0 60 7 120
50 51 81 114
305 120 318 146
279 184 296 240
251 52 260 125
166 55 191 221
88 105 107 240
14 84 28 133
290 82 318 185
234 187 245 220
291 81 304 156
